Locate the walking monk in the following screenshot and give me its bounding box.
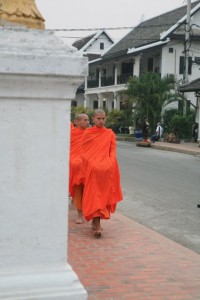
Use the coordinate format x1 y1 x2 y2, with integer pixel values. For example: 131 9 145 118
80 109 123 238
69 113 90 224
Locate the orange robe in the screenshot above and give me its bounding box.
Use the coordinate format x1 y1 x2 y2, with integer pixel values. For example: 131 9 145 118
70 122 75 130
69 127 85 199
80 126 123 221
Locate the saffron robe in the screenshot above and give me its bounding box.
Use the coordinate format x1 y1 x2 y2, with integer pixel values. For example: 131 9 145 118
69 127 85 198
70 122 75 130
80 126 123 221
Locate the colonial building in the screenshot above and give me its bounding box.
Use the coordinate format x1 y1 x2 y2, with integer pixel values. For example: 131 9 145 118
72 30 114 107
84 0 200 112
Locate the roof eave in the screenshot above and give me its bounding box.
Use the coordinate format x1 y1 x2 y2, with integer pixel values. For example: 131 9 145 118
160 3 200 40
127 38 170 54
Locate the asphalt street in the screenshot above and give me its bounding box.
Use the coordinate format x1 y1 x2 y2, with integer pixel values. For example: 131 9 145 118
116 141 200 254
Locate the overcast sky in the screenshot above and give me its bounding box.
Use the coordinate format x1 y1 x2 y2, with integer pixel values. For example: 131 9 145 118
36 0 189 44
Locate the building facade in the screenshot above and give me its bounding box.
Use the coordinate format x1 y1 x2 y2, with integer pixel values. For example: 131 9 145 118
84 1 200 112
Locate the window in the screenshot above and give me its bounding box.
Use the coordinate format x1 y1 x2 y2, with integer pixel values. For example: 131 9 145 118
102 68 107 76
121 62 133 75
71 100 77 107
93 100 98 109
194 57 200 65
100 43 104 50
96 69 99 79
179 56 192 75
148 58 153 72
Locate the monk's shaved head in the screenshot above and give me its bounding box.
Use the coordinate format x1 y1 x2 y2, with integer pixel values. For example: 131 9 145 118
93 109 106 116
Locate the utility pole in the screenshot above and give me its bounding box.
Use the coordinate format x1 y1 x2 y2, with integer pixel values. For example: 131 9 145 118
183 0 191 116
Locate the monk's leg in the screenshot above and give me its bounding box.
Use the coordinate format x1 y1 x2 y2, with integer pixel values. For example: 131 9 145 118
92 217 102 238
73 184 84 224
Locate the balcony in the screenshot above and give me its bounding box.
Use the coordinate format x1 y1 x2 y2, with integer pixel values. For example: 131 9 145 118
87 78 99 88
87 72 133 89
117 73 133 84
101 76 115 86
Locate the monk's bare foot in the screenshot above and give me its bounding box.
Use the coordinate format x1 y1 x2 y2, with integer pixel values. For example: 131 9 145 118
94 231 102 238
91 219 95 230
92 217 102 238
75 210 84 224
75 218 84 224
91 219 103 231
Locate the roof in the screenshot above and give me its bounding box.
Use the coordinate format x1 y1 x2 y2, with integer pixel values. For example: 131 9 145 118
178 78 200 92
72 30 114 52
72 33 96 51
84 53 101 62
100 0 200 61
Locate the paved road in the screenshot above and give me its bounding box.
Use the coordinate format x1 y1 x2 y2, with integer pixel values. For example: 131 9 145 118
117 141 200 254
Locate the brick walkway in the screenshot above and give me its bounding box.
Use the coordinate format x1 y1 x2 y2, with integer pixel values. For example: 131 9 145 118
68 142 200 299
68 205 200 300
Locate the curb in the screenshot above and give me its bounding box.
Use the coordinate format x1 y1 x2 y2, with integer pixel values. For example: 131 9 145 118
151 144 200 156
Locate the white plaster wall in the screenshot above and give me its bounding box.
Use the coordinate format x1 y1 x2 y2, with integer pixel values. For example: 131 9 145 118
75 92 85 107
161 40 200 82
161 40 200 106
0 27 88 299
84 33 113 54
0 96 70 271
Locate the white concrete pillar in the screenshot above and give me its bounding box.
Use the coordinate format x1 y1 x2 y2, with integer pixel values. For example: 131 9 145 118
99 68 102 87
114 64 119 85
98 93 103 108
84 94 90 108
107 95 113 112
197 97 200 146
0 27 88 299
133 55 141 77
114 92 121 110
84 75 88 90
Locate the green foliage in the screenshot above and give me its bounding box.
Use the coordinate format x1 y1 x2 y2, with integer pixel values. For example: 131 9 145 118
124 72 178 133
71 105 93 122
163 108 195 139
106 109 123 133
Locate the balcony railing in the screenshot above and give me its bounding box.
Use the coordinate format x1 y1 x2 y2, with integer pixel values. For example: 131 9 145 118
101 76 115 87
117 73 133 84
87 72 133 89
87 79 99 88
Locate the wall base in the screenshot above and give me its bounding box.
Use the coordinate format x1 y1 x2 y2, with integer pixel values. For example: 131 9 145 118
0 265 87 300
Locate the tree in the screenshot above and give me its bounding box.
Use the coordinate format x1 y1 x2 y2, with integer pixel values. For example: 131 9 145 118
71 105 93 122
106 109 123 133
163 108 195 140
125 72 179 133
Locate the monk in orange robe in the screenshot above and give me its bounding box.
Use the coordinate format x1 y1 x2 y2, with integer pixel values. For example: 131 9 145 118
70 121 75 130
80 109 123 238
69 113 90 224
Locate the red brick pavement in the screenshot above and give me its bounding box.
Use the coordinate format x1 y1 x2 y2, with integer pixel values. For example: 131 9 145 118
68 204 200 300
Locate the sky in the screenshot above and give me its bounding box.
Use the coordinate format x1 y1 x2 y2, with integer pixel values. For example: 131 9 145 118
36 0 189 44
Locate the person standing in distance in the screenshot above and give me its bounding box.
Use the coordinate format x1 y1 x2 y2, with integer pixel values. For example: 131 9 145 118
80 109 123 238
69 113 90 224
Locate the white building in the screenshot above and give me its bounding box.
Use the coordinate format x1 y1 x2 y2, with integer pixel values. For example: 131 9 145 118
84 0 200 112
72 30 114 108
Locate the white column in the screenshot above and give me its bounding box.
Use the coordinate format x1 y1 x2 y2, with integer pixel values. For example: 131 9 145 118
84 75 88 89
114 64 118 85
0 27 87 299
98 93 103 108
107 95 113 112
133 55 141 77
114 92 121 110
84 94 90 108
197 97 200 146
99 68 102 87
